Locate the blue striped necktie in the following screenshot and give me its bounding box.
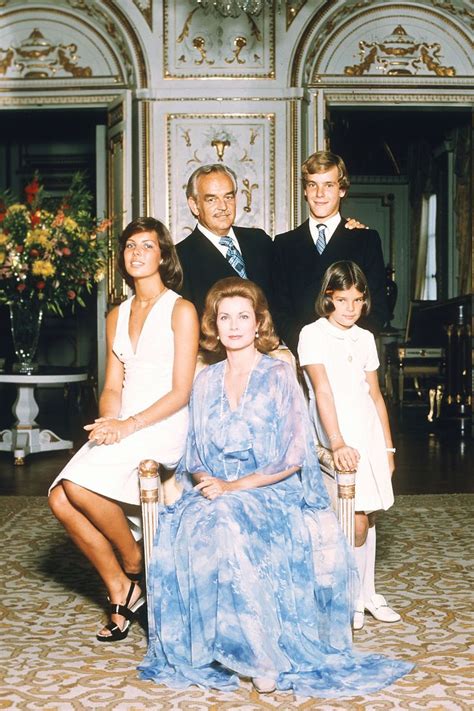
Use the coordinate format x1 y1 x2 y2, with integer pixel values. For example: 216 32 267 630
315 223 327 255
219 236 247 279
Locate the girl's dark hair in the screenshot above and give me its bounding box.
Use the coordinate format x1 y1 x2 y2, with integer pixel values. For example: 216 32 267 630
201 276 279 354
315 260 371 317
117 217 183 292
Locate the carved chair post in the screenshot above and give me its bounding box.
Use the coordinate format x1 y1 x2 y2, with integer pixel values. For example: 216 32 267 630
316 445 356 547
335 469 356 548
138 459 160 575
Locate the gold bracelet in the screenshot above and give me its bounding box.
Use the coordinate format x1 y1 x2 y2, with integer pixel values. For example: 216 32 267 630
130 414 146 433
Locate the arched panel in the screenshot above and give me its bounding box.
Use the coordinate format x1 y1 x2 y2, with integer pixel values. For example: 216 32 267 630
314 5 472 79
291 0 473 87
0 3 147 89
0 14 122 83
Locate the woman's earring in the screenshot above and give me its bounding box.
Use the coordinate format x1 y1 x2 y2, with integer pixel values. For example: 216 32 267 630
217 335 220 341
160 258 164 264
255 330 259 339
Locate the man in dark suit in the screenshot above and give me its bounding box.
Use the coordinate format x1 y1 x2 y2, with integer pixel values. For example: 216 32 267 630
176 164 274 317
273 151 388 355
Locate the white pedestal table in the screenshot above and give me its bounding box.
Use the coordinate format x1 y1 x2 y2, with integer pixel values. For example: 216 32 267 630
0 370 88 464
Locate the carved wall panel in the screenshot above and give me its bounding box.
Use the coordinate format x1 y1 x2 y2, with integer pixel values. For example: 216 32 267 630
0 9 126 84
166 113 275 242
308 4 472 79
164 0 274 78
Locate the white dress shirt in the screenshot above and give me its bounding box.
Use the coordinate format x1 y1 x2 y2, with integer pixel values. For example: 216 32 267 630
196 223 242 258
309 213 342 247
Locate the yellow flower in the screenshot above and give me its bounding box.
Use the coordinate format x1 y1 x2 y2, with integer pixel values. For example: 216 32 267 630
7 203 28 213
94 268 105 282
0 234 10 246
32 260 56 278
0 252 5 266
25 229 52 248
63 217 78 232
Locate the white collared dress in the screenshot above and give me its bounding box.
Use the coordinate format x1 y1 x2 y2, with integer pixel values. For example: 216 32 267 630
49 290 189 529
298 317 394 513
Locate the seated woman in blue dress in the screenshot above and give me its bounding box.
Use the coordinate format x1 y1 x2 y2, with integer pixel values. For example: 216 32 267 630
139 276 413 696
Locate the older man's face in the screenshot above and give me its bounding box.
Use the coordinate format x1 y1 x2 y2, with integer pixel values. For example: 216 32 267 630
188 172 236 237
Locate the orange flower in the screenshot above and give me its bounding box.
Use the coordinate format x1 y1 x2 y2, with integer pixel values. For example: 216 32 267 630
36 280 46 290
67 290 76 300
16 283 26 292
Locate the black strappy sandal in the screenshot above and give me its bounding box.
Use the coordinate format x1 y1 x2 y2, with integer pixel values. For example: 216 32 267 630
96 581 146 642
124 570 143 584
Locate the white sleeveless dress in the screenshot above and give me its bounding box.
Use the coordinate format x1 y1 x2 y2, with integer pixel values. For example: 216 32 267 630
49 290 189 516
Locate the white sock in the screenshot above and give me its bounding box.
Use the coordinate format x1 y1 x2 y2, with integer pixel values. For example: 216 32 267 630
363 525 377 602
353 542 367 600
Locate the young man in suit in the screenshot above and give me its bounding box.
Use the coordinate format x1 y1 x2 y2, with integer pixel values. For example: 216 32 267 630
273 151 389 356
176 164 274 317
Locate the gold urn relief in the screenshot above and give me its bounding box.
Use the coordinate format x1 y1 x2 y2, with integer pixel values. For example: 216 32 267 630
211 138 231 161
0 28 92 79
344 25 455 77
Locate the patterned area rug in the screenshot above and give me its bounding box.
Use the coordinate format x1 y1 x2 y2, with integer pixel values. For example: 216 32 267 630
0 495 473 710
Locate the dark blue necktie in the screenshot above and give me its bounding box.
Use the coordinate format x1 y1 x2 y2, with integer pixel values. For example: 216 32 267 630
315 223 327 255
219 236 247 279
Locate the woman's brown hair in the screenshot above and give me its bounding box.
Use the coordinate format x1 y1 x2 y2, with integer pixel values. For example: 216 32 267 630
117 217 183 292
315 260 371 317
201 277 279 354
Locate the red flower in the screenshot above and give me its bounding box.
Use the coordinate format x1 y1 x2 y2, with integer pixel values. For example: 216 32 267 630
16 283 26 292
30 248 39 257
62 247 71 256
36 281 46 290
67 290 76 300
16 245 24 254
25 177 40 204
30 211 41 227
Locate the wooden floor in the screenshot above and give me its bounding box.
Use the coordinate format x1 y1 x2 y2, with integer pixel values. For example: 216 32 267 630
0 404 472 497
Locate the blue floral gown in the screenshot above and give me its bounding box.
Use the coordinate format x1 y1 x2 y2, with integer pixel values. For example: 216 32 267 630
139 355 412 696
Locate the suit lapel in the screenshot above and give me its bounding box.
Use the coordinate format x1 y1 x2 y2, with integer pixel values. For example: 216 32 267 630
234 226 253 274
192 227 235 276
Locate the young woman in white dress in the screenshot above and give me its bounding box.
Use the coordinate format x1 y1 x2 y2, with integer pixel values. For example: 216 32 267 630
49 217 199 642
298 261 400 631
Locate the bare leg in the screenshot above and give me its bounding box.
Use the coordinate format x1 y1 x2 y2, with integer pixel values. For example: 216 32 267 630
49 482 143 636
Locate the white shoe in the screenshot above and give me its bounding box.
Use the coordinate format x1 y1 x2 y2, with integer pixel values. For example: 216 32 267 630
365 594 401 623
252 677 276 693
352 600 365 630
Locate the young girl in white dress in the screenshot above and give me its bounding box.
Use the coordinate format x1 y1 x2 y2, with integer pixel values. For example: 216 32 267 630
298 260 400 630
49 217 199 642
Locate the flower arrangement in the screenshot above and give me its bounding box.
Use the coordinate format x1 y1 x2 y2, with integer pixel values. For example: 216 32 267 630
0 173 108 315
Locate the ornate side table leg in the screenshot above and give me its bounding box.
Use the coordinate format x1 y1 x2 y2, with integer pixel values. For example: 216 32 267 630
10 384 39 464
